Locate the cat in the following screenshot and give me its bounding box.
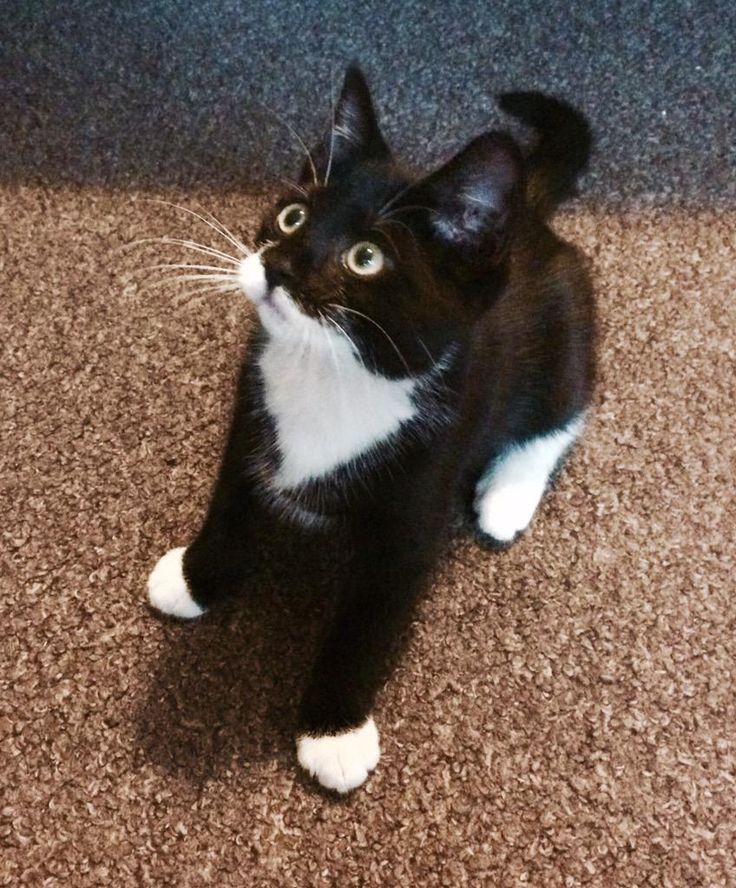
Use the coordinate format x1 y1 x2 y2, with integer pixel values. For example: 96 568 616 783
146 65 595 793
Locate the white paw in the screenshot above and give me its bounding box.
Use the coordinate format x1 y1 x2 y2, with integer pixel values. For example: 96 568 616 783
476 482 543 542
297 717 380 793
147 547 206 619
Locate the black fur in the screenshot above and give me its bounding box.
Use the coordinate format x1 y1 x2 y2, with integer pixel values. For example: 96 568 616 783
179 66 595 739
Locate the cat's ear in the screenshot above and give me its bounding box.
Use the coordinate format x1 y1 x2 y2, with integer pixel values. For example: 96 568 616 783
415 132 522 263
302 65 390 183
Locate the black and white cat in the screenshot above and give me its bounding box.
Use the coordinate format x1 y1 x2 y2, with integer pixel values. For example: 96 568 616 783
146 66 595 793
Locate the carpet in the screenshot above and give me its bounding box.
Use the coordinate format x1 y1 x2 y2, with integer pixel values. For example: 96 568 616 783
2 2 735 885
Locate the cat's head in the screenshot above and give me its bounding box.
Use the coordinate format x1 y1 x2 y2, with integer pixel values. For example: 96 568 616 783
240 65 522 377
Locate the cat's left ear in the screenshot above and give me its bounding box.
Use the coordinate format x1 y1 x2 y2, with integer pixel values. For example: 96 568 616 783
303 65 390 183
413 132 523 264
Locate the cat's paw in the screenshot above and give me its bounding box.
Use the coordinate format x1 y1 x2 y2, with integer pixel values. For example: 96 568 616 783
297 717 380 793
474 483 541 545
147 547 206 619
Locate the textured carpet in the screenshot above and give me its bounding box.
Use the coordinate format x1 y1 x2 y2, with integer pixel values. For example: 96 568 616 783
2 186 734 886
3 1 736 885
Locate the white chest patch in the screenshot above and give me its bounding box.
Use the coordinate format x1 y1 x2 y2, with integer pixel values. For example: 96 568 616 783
259 328 418 489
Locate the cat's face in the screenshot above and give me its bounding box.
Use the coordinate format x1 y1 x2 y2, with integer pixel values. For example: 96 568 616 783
239 66 522 378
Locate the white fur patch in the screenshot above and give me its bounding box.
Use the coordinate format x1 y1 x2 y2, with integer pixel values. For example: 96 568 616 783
147 547 206 619
261 333 417 488
475 416 584 542
297 717 380 793
239 250 307 339
238 250 268 302
239 250 419 489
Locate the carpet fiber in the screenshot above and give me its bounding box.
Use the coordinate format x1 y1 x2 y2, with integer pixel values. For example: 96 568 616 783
3 188 734 886
3 2 735 885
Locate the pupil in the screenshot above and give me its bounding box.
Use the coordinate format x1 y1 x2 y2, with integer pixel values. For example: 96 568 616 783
358 246 373 266
287 208 303 226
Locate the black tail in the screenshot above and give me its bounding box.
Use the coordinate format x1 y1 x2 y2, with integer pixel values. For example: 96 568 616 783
498 91 592 217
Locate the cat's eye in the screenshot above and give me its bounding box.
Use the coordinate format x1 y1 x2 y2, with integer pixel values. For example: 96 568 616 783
276 203 308 235
344 241 385 278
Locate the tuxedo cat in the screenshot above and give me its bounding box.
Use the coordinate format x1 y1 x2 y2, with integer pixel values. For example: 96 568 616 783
147 66 595 793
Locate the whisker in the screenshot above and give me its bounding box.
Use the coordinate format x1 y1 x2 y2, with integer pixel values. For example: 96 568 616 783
142 262 238 274
371 221 402 257
323 314 366 368
196 206 251 256
376 182 416 218
383 204 441 218
375 217 420 252
144 199 249 256
319 321 345 404
160 273 239 284
416 336 439 370
330 304 412 376
126 236 241 266
280 178 309 197
252 97 318 186
141 273 240 292
170 282 243 307
135 278 241 305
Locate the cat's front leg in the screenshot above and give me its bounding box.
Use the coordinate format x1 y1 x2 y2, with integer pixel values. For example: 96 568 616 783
147 468 256 618
147 387 259 619
297 506 441 793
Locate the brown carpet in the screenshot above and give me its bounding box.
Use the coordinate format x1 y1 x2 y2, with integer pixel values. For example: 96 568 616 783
2 185 734 886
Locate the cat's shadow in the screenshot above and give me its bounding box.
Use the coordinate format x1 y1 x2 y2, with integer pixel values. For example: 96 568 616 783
133 523 340 787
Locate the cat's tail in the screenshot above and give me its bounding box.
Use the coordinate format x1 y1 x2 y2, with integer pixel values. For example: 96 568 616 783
497 91 592 218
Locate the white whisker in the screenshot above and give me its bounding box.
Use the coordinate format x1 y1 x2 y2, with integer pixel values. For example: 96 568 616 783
253 98 318 186
371 221 402 257
143 262 237 274
160 273 239 284
170 281 242 306
323 315 366 368
376 182 416 217
383 204 441 219
128 236 240 266
142 273 239 292
196 206 251 256
375 217 421 252
144 199 249 256
280 178 309 197
320 322 345 408
416 336 439 370
330 304 412 376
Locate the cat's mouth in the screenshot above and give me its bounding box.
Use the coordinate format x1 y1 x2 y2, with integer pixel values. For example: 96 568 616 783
239 251 316 337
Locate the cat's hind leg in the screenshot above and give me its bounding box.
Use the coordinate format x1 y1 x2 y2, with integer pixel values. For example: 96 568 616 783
473 415 584 547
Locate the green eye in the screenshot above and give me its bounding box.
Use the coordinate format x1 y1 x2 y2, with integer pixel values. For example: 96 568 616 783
344 241 384 277
277 203 308 235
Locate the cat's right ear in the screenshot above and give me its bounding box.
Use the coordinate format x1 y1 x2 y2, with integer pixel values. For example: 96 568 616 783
413 132 523 266
301 65 390 184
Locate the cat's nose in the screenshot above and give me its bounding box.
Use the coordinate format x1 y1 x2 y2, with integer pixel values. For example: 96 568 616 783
265 252 297 290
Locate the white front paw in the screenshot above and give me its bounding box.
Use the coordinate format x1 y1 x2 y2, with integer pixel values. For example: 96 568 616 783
476 483 543 542
147 547 206 619
297 717 380 793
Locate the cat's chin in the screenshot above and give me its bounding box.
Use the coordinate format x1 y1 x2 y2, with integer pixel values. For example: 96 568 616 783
254 289 313 340
238 253 310 339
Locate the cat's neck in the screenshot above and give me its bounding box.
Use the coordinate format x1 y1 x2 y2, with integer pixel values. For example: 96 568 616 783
258 332 421 489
